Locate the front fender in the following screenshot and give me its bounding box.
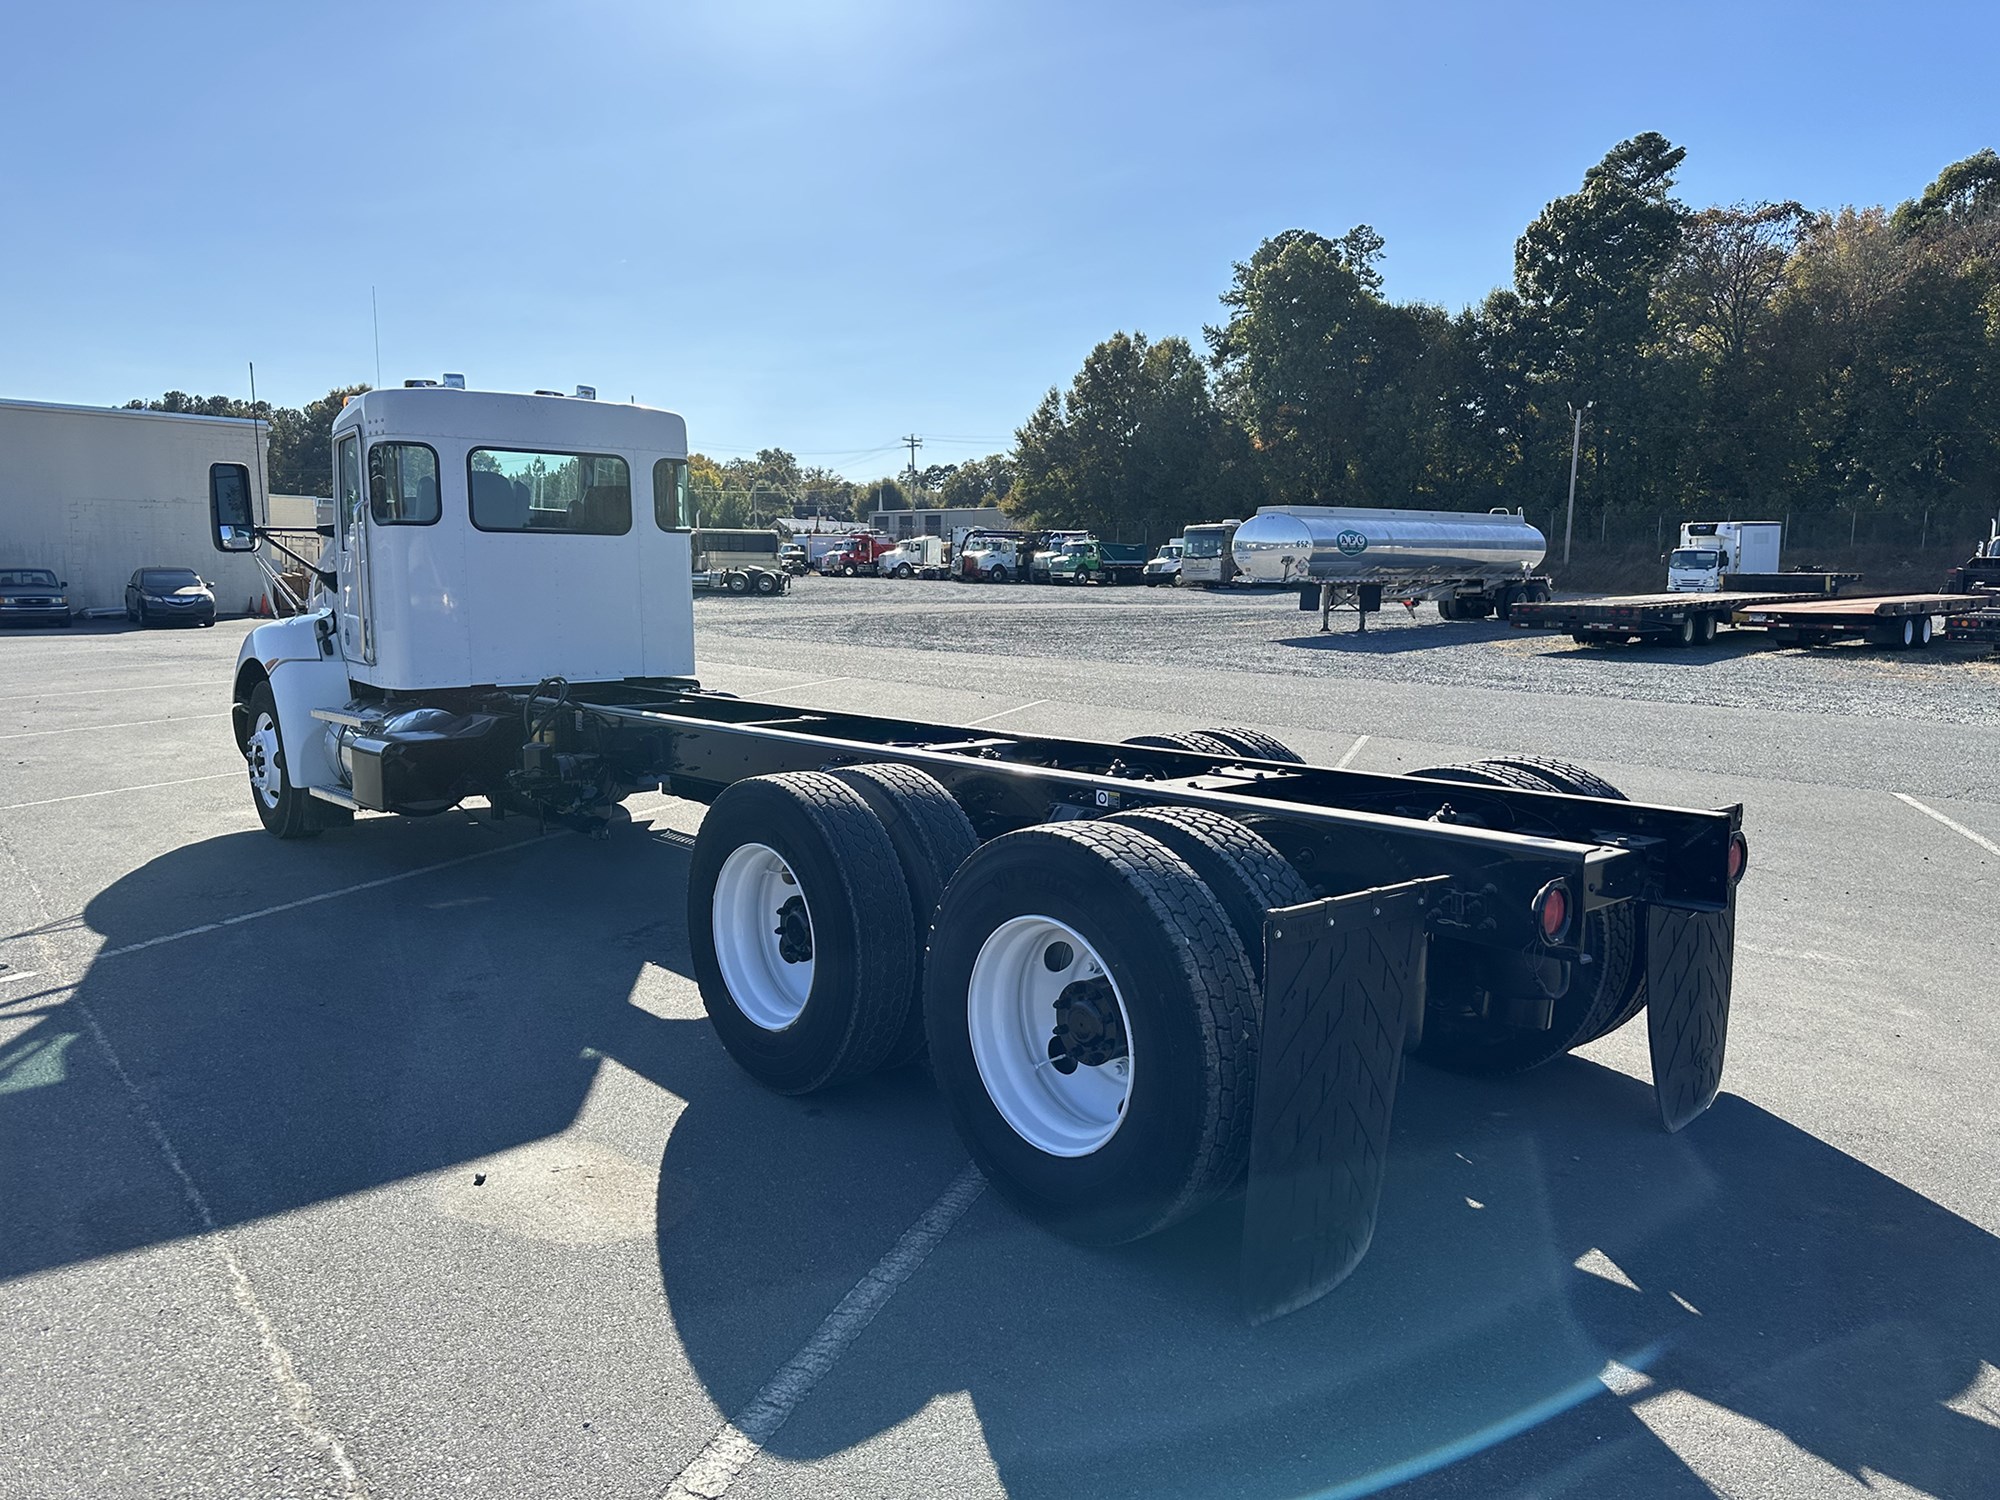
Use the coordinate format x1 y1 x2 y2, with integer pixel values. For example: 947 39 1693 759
231 611 351 792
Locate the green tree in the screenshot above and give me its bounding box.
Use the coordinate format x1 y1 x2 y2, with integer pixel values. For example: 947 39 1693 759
1008 331 1257 541
1510 132 1688 510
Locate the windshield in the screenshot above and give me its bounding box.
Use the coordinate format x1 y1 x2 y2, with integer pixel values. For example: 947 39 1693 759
1670 549 1721 569
0 569 58 587
1184 533 1225 558
1061 543 1091 555
141 569 202 590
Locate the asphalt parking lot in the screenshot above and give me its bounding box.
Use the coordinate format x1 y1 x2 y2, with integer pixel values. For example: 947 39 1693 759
3 587 1997 1500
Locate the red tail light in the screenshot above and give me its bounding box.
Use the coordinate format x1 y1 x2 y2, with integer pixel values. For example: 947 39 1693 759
1532 880 1572 944
1728 833 1749 884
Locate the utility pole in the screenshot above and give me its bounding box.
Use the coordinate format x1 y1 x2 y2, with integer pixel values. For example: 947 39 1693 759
1564 400 1591 565
902 434 923 508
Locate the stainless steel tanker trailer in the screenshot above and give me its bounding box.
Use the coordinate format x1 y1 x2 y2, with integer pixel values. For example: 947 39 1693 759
1231 505 1554 632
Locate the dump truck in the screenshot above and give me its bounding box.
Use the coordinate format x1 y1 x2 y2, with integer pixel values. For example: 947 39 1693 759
212 381 1749 1320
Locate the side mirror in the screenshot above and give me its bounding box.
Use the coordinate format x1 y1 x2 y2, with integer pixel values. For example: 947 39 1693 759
210 463 259 552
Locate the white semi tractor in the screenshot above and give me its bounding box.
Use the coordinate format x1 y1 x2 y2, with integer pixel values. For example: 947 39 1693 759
212 382 1748 1318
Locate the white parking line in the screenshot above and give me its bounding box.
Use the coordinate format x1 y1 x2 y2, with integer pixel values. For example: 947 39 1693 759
0 772 238 812
95 832 563 961
1336 734 1370 770
964 699 1047 728
1894 793 2000 857
0 969 42 987
0 711 232 742
771 676 850 693
663 1166 985 1500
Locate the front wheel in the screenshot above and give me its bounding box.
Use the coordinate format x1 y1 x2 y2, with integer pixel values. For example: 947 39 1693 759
244 681 321 839
988 566 1009 584
924 821 1258 1245
894 564 914 579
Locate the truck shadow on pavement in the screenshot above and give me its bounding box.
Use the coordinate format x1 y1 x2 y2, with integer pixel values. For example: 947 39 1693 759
5 815 1996 1499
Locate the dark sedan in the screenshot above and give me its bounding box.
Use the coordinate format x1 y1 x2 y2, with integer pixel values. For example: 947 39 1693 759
125 567 217 627
0 568 73 626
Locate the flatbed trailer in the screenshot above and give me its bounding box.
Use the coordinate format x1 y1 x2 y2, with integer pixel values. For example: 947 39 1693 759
1736 593 1983 649
212 382 1752 1322
1509 590 1817 647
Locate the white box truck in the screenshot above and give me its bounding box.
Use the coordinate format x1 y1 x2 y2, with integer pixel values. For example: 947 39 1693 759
1667 522 1783 593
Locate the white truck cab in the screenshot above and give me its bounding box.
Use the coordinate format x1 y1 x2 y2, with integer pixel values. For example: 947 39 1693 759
213 382 693 833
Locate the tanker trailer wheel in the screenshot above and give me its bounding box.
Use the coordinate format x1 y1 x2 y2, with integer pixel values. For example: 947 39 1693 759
828 763 979 1068
243 681 322 840
924 821 1258 1244
689 772 917 1093
1104 807 1310 983
1196 727 1305 763
1404 759 1639 1075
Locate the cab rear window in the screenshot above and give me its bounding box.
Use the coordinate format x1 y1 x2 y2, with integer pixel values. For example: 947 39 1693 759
469 449 631 534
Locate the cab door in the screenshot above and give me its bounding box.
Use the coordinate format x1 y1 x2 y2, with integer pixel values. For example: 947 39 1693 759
335 432 375 664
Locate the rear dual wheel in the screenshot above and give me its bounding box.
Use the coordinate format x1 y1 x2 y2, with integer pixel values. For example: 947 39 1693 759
1407 757 1642 1075
925 819 1265 1243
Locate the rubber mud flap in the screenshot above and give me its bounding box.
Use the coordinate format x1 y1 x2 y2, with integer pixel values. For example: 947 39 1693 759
1646 893 1736 1132
1241 877 1448 1323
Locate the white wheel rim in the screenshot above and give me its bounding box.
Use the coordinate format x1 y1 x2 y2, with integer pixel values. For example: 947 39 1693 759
712 842 815 1030
967 916 1133 1156
247 712 283 808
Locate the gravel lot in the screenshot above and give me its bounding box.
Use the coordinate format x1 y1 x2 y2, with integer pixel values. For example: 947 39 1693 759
2 595 1996 1500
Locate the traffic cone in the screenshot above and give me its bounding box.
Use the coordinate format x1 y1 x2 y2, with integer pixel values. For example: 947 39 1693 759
259 593 271 617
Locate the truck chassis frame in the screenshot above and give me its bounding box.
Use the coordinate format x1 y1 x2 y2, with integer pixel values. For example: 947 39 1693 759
315 678 1744 1318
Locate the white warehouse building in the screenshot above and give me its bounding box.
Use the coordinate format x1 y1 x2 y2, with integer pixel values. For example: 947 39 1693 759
0 398 278 617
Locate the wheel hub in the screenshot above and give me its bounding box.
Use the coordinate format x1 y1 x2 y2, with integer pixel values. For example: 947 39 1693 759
775 894 813 964
1047 977 1127 1073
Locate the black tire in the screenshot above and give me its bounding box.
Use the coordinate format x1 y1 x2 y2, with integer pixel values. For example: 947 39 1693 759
1915 615 1934 647
125 602 138 623
138 601 150 626
1493 590 1515 622
1120 731 1238 757
688 772 917 1094
840 563 856 577
924 821 1258 1244
1436 596 1458 621
1671 615 1696 647
1196 727 1305 763
827 763 980 1068
753 572 778 595
244 680 320 839
1697 613 1719 644
1104 807 1311 983
989 566 1009 583
895 564 914 579
726 572 750 594
1406 759 1639 1074
1571 631 1593 647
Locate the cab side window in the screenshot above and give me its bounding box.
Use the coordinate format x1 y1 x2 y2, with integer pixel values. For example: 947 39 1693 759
654 457 689 531
369 443 441 525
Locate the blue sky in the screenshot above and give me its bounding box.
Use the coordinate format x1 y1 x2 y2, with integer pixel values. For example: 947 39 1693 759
2 1 1991 477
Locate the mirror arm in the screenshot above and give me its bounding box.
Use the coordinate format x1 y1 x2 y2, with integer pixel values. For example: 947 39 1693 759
253 527 339 588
